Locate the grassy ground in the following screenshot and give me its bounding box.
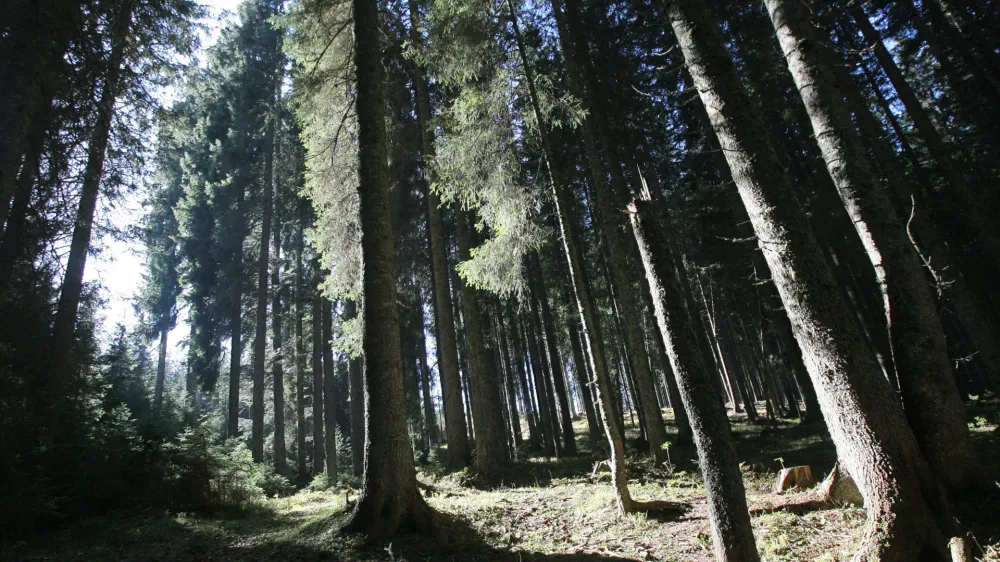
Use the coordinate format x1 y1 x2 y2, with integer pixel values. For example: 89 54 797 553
4 401 1000 561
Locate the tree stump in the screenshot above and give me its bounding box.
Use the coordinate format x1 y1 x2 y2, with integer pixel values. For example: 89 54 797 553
949 537 969 562
774 465 815 492
818 462 863 506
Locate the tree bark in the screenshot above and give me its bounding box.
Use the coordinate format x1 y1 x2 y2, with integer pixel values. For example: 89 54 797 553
344 300 364 477
323 297 337 480
252 98 276 461
766 0 977 489
630 200 759 562
271 170 286 474
295 217 308 482
343 0 437 538
154 327 168 413
665 0 950 558
312 288 325 475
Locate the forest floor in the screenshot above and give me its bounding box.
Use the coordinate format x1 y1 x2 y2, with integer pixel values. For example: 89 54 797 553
5 400 1000 562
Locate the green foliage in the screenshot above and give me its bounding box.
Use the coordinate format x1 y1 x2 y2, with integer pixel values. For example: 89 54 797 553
431 66 548 299
284 0 361 305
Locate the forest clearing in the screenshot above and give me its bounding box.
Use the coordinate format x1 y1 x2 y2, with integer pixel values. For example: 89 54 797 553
3 0 1000 559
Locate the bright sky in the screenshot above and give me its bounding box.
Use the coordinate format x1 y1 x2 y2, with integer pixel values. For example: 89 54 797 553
86 0 243 352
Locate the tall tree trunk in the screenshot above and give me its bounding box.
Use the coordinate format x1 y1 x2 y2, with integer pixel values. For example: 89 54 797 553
508 303 542 450
525 316 557 456
271 175 286 474
295 218 308 482
323 297 337 479
154 327 168 413
343 0 437 538
312 288 325 475
0 94 50 295
251 102 276 462
227 199 246 438
630 200 759 562
456 210 511 476
552 0 669 463
496 310 523 446
528 255 576 455
409 0 471 470
344 300 364 476
766 0 977 489
832 19 1000 387
417 291 439 446
684 64 822 424
49 4 131 420
0 0 78 234
665 0 950 558
509 0 637 512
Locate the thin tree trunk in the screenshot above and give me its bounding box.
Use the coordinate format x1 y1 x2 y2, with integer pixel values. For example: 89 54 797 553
524 314 556 456
408 0 470 469
630 200 759 562
154 327 168 413
553 0 669 463
271 170 286 473
344 300 364 477
528 254 576 455
251 102 276 462
496 310 522 446
508 303 542 450
848 1 1000 274
0 94 49 294
512 0 633 510
417 291 439 446
665 0 951 558
323 297 337 480
295 217 308 482
312 288 325 475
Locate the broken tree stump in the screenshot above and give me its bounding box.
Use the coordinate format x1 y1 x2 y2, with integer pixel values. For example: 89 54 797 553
774 465 815 492
818 462 863 506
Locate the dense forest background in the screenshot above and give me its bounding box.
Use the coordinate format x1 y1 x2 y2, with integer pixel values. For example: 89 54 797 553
2 0 999 560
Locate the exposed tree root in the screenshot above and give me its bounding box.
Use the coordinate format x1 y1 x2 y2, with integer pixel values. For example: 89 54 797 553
342 487 443 542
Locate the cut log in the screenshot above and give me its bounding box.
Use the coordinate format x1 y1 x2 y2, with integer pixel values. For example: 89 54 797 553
774 465 815 492
818 462 863 506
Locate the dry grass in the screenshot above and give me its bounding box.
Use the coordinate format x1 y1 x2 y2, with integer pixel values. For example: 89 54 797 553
3 403 998 562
